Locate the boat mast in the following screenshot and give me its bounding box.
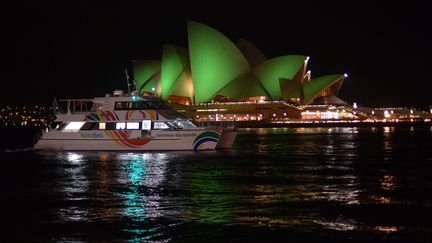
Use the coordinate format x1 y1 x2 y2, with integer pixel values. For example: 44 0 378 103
124 69 131 94
52 97 59 116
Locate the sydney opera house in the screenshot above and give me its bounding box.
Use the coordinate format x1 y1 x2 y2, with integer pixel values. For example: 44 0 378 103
131 21 361 123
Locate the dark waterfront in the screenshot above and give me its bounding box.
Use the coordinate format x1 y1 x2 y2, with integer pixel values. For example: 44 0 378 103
1 126 432 242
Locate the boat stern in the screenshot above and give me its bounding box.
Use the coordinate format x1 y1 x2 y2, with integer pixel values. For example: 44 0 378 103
215 128 238 149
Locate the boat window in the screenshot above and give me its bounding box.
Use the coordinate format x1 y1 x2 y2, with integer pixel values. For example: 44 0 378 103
57 123 67 130
115 102 128 110
142 120 151 130
71 101 93 113
153 121 170 130
49 121 63 130
84 101 94 111
130 101 149 110
114 101 170 110
114 101 149 110
106 122 116 130
180 120 197 128
58 101 69 114
126 122 140 130
166 120 181 129
99 122 106 130
116 122 126 130
81 122 96 130
147 101 170 109
63 121 85 132
175 120 186 128
92 103 103 111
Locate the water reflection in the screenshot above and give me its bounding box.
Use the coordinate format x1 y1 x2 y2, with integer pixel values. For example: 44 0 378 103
116 153 168 240
25 126 432 241
313 218 357 231
123 156 146 221
383 126 391 133
321 185 361 205
186 168 235 225
370 195 391 204
58 207 89 222
58 152 89 222
374 225 399 233
256 143 268 153
380 175 396 191
368 174 398 204
66 152 84 164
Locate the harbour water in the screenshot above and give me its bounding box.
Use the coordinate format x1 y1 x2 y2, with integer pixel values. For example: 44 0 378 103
1 126 432 241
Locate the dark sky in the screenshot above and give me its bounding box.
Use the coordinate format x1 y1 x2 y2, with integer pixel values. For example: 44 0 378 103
7 2 431 108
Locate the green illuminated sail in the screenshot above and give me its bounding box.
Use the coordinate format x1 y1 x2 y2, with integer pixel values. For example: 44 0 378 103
253 55 306 100
237 38 267 67
132 60 161 96
216 73 270 99
302 74 345 105
280 78 302 99
188 21 250 103
161 45 193 101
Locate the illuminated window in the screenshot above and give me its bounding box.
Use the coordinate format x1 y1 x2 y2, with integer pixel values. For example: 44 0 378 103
99 122 106 130
126 122 139 129
116 122 126 130
63 121 85 132
153 122 169 130
179 120 196 128
142 120 151 130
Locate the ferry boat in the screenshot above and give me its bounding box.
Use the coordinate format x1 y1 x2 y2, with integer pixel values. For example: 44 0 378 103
34 90 237 151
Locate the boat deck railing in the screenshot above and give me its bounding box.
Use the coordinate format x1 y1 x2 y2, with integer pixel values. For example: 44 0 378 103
56 99 94 115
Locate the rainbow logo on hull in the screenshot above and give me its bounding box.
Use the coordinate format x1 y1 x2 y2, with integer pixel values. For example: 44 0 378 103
193 131 220 151
84 111 153 148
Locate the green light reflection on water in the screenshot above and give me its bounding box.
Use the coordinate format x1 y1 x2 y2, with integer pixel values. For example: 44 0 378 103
118 154 163 241
123 155 147 222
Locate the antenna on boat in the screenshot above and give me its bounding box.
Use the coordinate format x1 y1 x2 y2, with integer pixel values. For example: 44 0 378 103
52 97 59 116
124 69 131 94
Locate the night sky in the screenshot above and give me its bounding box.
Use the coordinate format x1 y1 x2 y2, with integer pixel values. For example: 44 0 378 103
7 2 431 108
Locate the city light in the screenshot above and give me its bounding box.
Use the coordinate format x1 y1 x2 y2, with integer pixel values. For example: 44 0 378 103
384 110 390 118
0 105 53 127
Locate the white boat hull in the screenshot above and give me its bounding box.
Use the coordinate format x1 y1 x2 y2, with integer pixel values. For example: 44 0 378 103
34 128 237 151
